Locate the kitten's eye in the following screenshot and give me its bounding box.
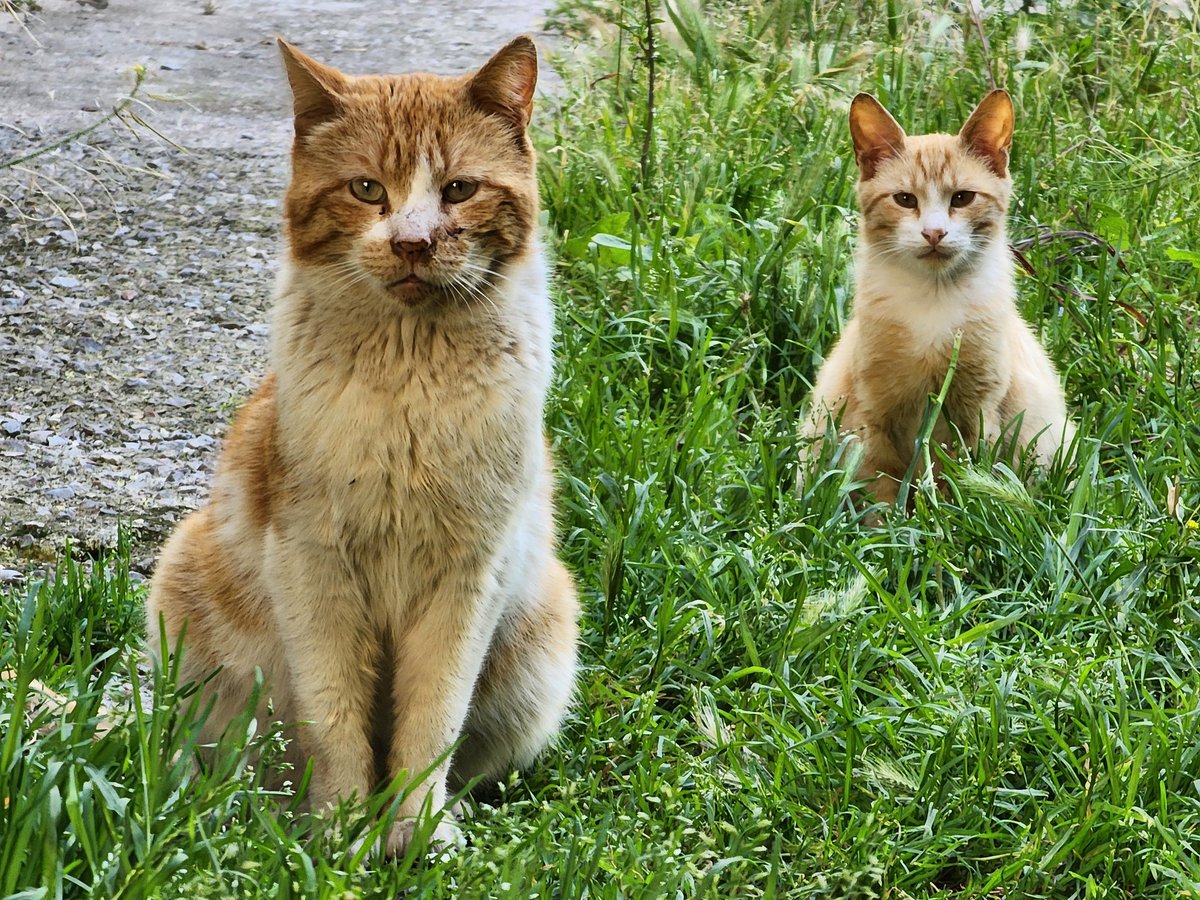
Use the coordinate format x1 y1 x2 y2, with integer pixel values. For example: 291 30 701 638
950 190 976 208
893 192 918 209
349 179 386 204
443 180 478 204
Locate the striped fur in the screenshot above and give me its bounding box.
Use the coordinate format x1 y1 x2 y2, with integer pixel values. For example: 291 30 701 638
803 91 1074 504
147 36 578 856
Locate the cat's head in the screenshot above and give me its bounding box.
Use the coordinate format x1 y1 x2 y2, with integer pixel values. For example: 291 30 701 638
849 90 1014 280
277 37 540 308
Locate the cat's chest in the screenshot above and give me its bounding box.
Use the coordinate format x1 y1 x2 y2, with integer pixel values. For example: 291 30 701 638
278 338 539 533
857 313 1009 427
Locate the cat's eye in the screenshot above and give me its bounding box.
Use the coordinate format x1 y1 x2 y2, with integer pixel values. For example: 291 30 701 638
950 190 976 208
443 180 478 203
893 192 918 209
349 178 386 204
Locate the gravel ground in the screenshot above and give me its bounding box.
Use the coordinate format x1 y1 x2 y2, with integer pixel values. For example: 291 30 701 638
0 0 556 579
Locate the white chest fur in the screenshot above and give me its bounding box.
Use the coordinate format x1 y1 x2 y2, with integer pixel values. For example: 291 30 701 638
269 254 552 551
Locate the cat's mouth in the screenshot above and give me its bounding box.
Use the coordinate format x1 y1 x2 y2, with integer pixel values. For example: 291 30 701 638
389 274 426 287
918 248 955 262
383 273 438 304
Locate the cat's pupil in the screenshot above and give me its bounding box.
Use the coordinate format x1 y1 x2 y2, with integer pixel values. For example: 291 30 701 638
951 190 976 208
893 192 918 209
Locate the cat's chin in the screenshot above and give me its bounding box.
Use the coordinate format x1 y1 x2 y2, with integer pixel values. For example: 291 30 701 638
907 247 976 280
915 244 962 265
384 276 438 305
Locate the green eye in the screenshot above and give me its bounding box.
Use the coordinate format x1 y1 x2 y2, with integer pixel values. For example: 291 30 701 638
893 192 918 209
950 190 976 208
349 178 386 204
443 180 478 203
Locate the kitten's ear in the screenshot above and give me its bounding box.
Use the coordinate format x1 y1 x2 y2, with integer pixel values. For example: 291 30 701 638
277 38 348 138
849 93 907 180
468 35 538 131
959 90 1014 177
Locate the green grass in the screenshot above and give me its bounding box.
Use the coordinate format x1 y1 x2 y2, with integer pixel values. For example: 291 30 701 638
5 0 1200 896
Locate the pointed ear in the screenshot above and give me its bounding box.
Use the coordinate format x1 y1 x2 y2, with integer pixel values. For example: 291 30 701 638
277 38 348 138
959 90 1014 177
849 93 907 180
468 35 538 131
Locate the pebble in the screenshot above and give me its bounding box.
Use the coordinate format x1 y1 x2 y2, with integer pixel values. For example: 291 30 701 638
0 129 276 557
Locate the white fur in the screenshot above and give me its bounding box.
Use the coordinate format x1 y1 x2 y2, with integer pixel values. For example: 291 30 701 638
366 159 443 246
261 245 555 811
854 234 1014 359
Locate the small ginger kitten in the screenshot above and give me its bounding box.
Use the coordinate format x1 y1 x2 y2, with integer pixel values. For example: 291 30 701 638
147 36 579 854
802 90 1073 505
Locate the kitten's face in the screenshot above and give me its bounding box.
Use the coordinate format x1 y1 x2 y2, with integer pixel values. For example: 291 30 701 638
278 38 539 308
850 91 1014 281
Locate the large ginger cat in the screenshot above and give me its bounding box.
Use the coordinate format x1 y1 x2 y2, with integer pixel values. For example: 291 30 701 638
147 36 579 854
802 90 1073 504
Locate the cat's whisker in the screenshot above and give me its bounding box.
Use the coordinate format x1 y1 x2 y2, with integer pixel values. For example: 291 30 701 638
803 89 1074 504
309 264 377 298
151 36 577 864
459 259 512 285
450 273 503 319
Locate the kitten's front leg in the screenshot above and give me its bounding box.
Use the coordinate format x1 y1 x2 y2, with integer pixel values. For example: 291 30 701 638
265 539 378 810
858 421 910 505
383 564 501 856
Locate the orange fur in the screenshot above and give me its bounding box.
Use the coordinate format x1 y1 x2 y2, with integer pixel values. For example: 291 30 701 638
803 91 1074 504
147 36 579 856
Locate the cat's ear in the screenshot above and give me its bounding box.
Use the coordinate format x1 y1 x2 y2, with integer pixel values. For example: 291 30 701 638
849 94 907 180
277 38 348 138
468 35 538 131
959 90 1014 177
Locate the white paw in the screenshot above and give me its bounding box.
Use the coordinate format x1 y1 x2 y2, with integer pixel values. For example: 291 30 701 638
385 816 464 859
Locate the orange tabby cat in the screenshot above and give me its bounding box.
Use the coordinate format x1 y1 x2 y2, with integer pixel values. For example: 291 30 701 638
802 90 1073 503
147 36 579 855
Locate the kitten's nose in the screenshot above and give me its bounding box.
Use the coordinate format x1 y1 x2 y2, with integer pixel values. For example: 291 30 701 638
922 227 946 247
391 236 433 263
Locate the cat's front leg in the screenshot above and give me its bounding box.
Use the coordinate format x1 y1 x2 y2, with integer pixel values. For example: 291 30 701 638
382 564 502 856
265 537 379 811
858 419 911 505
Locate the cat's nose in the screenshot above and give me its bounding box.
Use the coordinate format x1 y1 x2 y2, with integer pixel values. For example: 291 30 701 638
391 237 433 263
922 227 946 247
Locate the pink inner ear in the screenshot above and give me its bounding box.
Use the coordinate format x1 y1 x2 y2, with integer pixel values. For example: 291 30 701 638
980 147 1008 176
962 132 1009 177
850 97 906 181
279 42 346 138
469 40 538 129
959 94 1013 177
855 134 905 181
856 148 889 181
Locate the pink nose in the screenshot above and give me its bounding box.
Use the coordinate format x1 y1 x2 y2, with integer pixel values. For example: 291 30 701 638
922 228 946 247
391 237 432 262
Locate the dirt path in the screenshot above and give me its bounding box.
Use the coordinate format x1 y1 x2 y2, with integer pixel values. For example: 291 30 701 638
0 0 556 577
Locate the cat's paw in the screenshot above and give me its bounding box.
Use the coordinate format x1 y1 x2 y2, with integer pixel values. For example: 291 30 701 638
385 816 464 859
